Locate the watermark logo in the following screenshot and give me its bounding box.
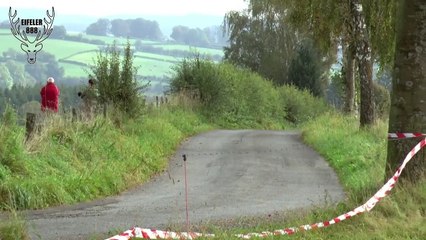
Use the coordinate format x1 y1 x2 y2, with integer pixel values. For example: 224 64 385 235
9 7 55 64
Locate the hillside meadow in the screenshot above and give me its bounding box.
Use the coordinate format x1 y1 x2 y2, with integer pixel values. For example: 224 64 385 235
0 29 223 80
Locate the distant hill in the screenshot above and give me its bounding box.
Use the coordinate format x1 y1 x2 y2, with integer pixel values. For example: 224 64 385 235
0 7 225 35
108 14 225 36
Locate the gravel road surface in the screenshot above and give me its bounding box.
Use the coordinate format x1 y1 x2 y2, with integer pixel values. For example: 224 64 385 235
26 130 345 240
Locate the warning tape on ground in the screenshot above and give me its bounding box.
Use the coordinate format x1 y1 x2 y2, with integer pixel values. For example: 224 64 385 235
106 134 426 240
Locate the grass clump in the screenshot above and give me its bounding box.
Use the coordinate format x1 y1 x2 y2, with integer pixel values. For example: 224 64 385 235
0 211 29 240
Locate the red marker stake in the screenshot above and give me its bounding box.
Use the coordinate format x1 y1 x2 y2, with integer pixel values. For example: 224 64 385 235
183 154 190 234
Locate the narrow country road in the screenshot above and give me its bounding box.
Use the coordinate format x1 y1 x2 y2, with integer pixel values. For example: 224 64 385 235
26 130 345 240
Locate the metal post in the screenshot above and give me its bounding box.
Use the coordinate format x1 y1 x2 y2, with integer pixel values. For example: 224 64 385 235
183 154 190 233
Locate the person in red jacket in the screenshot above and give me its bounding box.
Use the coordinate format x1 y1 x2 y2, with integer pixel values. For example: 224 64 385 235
40 77 60 112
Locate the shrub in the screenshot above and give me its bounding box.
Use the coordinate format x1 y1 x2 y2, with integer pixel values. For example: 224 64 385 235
90 41 147 118
170 57 284 128
287 39 324 97
0 212 29 240
373 82 390 119
279 85 330 124
171 57 329 128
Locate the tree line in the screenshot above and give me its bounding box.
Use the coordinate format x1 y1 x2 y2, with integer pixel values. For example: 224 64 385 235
0 49 83 89
84 18 227 47
0 84 82 118
224 0 425 183
1 18 228 47
224 0 395 126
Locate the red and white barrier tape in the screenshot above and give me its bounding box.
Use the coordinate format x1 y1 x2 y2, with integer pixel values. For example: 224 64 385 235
388 132 426 139
106 134 426 240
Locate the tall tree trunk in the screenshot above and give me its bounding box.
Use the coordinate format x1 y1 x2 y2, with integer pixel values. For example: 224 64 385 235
351 0 374 126
386 0 426 182
343 41 356 114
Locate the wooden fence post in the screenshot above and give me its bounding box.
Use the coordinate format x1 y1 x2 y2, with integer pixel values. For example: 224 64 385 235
25 112 36 140
156 96 159 108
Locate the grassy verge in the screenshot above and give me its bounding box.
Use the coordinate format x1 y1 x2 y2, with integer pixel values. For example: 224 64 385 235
302 113 389 200
0 107 212 210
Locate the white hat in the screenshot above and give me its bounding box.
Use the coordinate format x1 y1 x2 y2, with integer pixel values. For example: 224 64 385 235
47 77 55 83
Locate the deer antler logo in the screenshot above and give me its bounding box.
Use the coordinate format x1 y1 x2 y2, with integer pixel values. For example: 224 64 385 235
9 7 55 64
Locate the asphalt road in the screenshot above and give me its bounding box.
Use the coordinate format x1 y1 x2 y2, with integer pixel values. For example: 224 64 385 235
26 130 345 240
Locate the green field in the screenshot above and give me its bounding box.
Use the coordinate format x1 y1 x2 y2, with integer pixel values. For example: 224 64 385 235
133 58 175 77
61 51 175 78
0 31 23 52
154 44 224 56
72 33 159 45
0 29 10 34
45 40 99 59
58 62 89 78
0 30 224 79
63 51 96 65
134 52 182 62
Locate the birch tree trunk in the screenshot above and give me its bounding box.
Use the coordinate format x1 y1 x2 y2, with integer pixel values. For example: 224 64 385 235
386 0 426 182
351 0 375 126
343 41 356 114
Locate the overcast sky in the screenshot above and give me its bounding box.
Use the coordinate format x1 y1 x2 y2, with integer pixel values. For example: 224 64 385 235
2 0 247 17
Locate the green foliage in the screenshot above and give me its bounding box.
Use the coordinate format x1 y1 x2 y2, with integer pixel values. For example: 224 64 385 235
0 106 26 176
0 84 82 118
223 5 297 86
302 112 388 198
373 82 390 119
170 57 279 128
50 25 67 39
280 85 329 124
287 39 324 97
363 0 397 67
0 65 13 89
327 70 345 109
90 41 146 117
171 25 210 47
0 211 29 240
109 18 163 41
170 57 329 128
0 49 65 88
85 18 110 36
281 0 344 54
279 0 396 68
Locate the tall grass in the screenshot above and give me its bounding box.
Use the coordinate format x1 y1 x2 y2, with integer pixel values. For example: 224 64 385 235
0 106 211 210
0 210 29 240
302 113 389 200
